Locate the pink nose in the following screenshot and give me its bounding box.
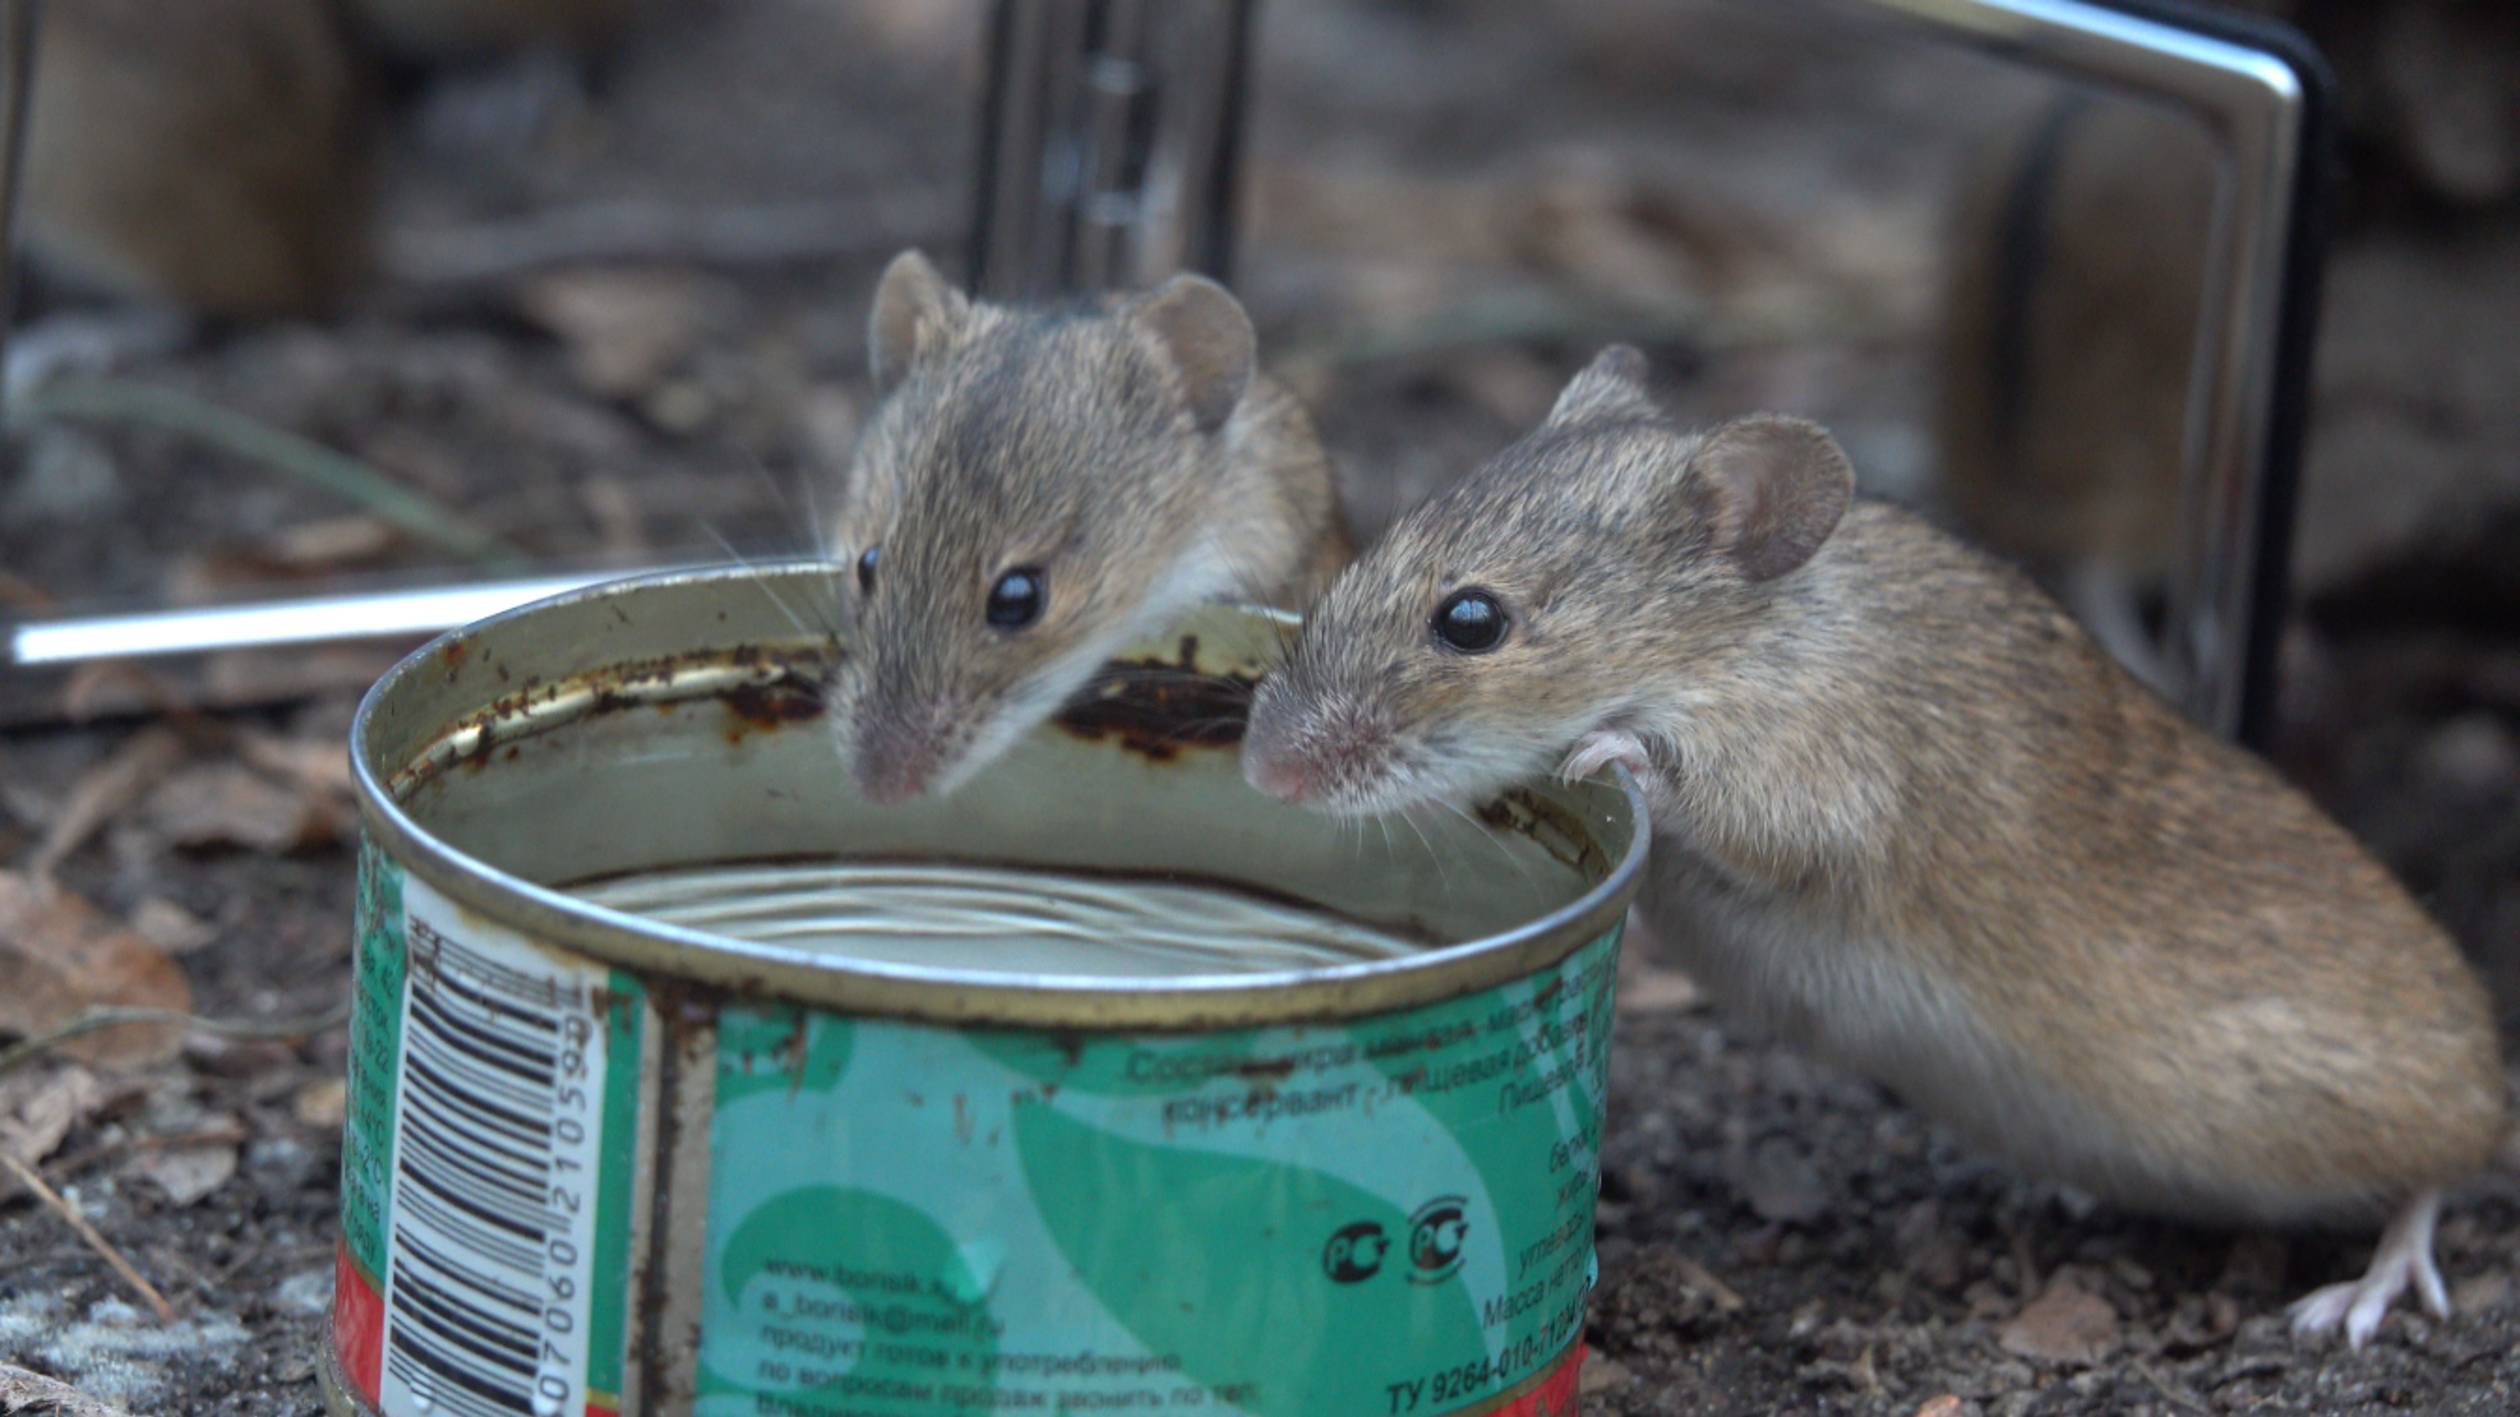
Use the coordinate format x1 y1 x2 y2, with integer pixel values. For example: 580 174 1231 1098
1242 744 1313 803
854 738 936 805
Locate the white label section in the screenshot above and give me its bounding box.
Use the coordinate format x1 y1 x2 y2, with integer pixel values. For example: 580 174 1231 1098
380 876 610 1417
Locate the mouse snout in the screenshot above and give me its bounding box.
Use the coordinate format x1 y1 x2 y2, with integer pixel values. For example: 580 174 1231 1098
1241 697 1393 808
850 704 954 805
1242 740 1316 803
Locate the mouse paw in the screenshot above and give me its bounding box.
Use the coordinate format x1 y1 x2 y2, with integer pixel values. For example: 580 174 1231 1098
1560 728 1650 785
2287 1191 2449 1349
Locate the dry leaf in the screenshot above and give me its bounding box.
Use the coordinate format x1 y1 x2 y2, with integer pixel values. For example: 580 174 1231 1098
1999 1278 2121 1366
517 267 732 396
0 1066 100 1172
0 1362 136 1417
127 1137 239 1207
0 872 192 1069
292 1078 347 1130
1617 946 1704 1015
1577 1355 1633 1398
27 728 187 879
128 900 217 957
234 730 355 804
144 762 339 855
1910 1398 1971 1417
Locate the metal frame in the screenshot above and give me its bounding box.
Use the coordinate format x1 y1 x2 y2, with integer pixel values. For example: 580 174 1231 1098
0 0 2327 748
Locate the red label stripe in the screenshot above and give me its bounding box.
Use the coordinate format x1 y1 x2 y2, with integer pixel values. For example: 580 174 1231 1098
330 1240 385 1404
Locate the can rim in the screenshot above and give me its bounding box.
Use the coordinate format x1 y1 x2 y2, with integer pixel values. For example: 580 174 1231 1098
351 567 1652 1030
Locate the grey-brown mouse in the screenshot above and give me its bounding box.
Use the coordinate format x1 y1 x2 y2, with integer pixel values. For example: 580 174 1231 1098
826 250 1353 803
1242 344 2507 1347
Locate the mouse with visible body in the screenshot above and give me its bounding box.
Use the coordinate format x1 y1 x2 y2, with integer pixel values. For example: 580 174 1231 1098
1242 344 2508 1346
827 249 1354 803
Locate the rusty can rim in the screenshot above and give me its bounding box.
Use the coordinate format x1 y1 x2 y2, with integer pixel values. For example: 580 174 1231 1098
350 565 1650 1031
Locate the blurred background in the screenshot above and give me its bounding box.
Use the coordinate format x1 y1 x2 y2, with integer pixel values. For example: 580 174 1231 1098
0 3 2514 1408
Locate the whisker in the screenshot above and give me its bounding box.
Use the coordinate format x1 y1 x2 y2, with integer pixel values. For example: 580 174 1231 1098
697 521 833 641
1428 797 1539 885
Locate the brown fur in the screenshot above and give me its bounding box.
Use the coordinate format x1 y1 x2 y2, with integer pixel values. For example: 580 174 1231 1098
1250 347 2505 1229
23 0 375 315
829 250 1352 801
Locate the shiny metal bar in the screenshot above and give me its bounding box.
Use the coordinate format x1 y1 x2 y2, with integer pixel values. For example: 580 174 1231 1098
970 0 1248 299
1828 0 2319 739
5 573 629 666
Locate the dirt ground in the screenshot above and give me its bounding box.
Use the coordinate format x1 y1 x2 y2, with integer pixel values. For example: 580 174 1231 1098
2 2 2516 1414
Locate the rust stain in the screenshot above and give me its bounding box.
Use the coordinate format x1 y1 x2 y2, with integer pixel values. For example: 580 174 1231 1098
1055 638 1256 762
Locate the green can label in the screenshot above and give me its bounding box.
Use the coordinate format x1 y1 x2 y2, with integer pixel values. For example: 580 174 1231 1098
694 932 1620 1416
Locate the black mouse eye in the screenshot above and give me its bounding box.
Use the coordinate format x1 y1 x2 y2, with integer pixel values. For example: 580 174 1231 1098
1431 588 1508 654
987 567 1047 629
855 545 880 594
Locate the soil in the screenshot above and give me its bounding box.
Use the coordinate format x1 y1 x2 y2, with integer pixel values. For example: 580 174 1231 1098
2 2 2515 1414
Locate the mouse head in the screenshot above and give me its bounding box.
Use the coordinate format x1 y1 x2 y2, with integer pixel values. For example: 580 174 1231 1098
1243 345 1854 815
829 249 1261 803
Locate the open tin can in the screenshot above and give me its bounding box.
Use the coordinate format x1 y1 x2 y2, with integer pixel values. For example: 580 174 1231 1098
323 565 1647 1417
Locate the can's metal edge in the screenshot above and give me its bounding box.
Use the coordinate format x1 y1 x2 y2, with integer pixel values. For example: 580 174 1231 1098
349 568 1652 1031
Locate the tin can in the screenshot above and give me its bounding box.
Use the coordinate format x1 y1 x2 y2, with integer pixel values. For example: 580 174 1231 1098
324 565 1648 1417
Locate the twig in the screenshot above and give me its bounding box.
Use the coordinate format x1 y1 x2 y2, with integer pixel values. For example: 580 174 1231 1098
0 1001 349 1081
0 1150 177 1324
12 379 527 570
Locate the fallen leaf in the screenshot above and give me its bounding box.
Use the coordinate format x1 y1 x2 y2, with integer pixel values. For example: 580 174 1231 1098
26 728 187 879
2000 1278 2121 1366
234 730 355 804
292 1078 347 1130
1673 1254 1747 1313
128 899 217 956
144 762 339 855
1911 1397 1970 1417
127 1137 239 1207
0 1361 137 1417
1577 1354 1633 1398
0 873 191 1069
517 267 733 397
0 1066 100 1172
1617 954 1704 1014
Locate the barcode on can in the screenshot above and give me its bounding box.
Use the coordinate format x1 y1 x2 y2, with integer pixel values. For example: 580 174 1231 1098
380 898 609 1417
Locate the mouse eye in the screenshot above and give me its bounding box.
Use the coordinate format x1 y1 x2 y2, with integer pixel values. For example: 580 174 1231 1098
987 567 1047 629
1431 588 1508 654
855 545 880 594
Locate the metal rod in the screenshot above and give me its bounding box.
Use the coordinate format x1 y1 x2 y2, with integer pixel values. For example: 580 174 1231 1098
5 573 630 666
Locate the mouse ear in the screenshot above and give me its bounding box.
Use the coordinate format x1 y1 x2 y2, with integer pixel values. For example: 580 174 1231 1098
1684 416 1855 582
1136 273 1255 434
869 249 971 395
1544 344 1657 428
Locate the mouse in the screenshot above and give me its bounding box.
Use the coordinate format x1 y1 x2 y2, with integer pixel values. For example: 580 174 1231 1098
825 249 1354 804
1241 343 2508 1348
1935 92 2213 696
21 0 376 316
